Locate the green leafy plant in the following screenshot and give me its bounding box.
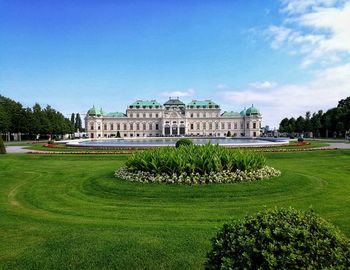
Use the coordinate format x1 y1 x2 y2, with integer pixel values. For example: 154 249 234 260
175 138 193 148
125 144 266 176
298 137 304 142
205 207 350 269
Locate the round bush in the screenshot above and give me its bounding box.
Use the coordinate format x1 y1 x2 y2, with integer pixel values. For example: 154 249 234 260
175 138 193 148
206 208 350 269
298 137 304 142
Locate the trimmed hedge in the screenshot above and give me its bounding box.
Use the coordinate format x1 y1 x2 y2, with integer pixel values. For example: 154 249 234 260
205 207 350 269
175 138 193 148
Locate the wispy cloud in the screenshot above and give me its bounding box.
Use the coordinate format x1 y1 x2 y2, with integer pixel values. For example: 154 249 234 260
160 88 195 98
267 0 350 67
218 63 350 128
249 81 277 89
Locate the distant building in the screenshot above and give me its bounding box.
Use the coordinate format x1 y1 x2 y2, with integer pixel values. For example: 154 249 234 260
85 98 262 138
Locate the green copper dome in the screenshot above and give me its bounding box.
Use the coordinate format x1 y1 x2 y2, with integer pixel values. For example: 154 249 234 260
87 106 100 116
245 104 260 116
240 108 246 116
164 98 185 107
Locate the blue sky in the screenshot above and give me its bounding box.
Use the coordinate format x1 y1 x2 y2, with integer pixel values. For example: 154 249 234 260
1 0 350 128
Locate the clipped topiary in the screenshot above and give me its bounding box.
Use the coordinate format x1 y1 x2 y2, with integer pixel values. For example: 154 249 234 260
175 138 193 148
298 137 304 142
206 207 350 270
0 136 6 154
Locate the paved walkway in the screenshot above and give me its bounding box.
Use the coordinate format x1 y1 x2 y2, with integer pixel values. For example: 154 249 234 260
324 143 350 149
5 146 33 153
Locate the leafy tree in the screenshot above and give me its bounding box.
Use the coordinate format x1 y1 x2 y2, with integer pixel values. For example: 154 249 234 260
295 116 305 133
0 136 6 154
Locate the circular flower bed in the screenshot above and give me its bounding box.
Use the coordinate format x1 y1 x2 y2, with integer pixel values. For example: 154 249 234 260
115 165 280 185
115 144 281 184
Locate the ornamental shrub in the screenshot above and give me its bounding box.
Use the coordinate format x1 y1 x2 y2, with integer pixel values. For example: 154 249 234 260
298 137 304 142
205 207 350 270
175 138 193 148
0 136 6 154
125 144 266 175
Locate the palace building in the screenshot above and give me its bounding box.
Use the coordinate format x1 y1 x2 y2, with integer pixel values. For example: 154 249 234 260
85 98 262 138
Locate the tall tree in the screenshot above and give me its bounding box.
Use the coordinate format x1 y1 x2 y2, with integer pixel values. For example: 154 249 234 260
70 113 75 128
75 113 82 132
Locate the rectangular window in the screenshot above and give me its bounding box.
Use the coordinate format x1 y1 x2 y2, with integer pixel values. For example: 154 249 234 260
190 124 194 130
221 123 225 129
136 113 139 118
203 122 206 129
155 124 159 130
253 123 256 129
117 124 120 130
123 123 127 130
90 125 94 130
98 125 101 130
215 123 219 129
136 123 140 130
130 113 133 118
197 123 200 129
190 113 193 118
104 124 107 130
246 123 249 129
130 123 133 130
209 123 212 129
110 124 114 130
143 113 146 118
234 123 237 129
143 123 146 130
240 123 243 129
228 123 231 129
155 113 159 118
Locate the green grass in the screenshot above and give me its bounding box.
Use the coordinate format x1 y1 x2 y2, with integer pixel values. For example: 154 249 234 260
0 150 350 269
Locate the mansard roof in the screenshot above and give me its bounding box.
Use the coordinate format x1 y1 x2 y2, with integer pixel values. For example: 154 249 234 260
221 111 241 117
187 100 219 108
105 112 126 117
163 98 185 107
129 100 162 108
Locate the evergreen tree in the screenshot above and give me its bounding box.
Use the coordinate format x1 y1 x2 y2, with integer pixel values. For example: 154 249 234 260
227 131 231 137
70 113 75 128
75 113 82 132
116 131 121 138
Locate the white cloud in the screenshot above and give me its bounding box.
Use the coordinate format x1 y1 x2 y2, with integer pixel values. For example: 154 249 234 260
218 63 350 128
249 81 277 89
160 88 195 98
267 0 350 67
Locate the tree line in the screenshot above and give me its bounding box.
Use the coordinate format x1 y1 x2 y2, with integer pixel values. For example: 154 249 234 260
279 96 350 138
0 95 78 140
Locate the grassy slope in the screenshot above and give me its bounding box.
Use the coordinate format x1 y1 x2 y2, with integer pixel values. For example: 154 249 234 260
0 151 349 269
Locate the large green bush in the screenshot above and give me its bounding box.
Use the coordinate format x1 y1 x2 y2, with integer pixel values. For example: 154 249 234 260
0 136 6 154
175 138 193 148
125 144 266 175
205 207 350 269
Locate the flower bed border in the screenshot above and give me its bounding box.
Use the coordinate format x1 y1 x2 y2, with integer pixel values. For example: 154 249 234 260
114 166 281 185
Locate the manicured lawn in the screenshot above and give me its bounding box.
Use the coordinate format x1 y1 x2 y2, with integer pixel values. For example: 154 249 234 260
0 150 349 269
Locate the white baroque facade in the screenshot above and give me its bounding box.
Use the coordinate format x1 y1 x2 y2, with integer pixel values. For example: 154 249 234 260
85 98 262 138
